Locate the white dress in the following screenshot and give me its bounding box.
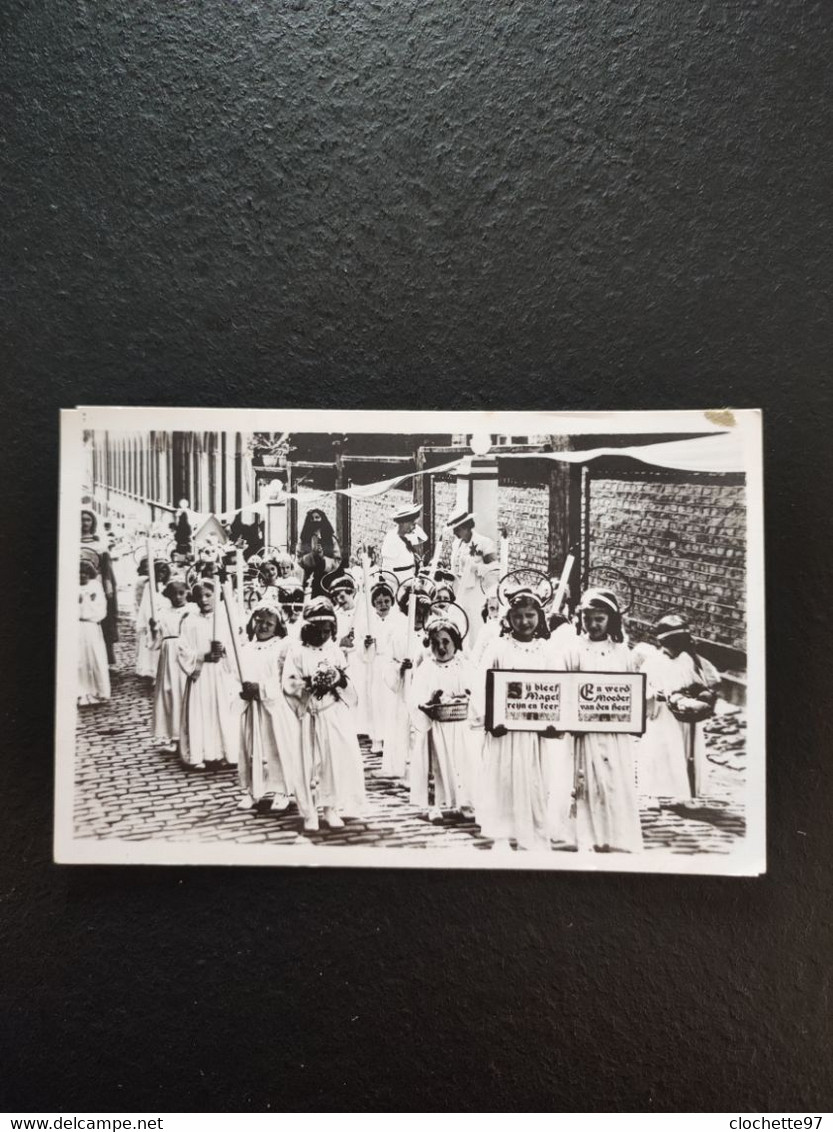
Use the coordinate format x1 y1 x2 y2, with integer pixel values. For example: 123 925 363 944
472 635 560 849
336 602 370 736
450 532 499 650
468 617 502 670
150 605 190 743
637 646 721 799
361 608 404 751
78 580 111 705
559 636 643 852
409 653 476 810
282 639 367 817
380 614 426 778
135 583 170 679
238 636 308 809
178 610 241 767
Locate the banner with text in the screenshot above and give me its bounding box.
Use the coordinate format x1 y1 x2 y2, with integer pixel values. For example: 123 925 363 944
485 669 646 735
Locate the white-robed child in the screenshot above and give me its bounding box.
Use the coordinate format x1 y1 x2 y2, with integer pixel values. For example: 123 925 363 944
409 604 476 823
432 579 456 606
178 580 240 770
254 556 283 605
361 578 404 757
282 597 367 832
328 574 370 738
78 559 111 706
275 551 303 583
135 560 172 681
134 556 150 622
237 599 309 815
380 576 435 779
277 581 305 642
637 612 721 810
557 589 643 853
150 578 191 752
472 581 564 852
468 588 502 669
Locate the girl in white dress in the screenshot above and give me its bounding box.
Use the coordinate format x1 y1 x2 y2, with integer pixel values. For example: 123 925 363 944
78 560 111 706
473 583 563 851
237 599 309 816
380 576 434 779
255 557 283 606
409 605 476 822
328 574 370 738
638 613 721 807
277 582 305 642
558 589 643 853
282 597 367 832
361 579 405 757
275 551 303 582
178 581 240 770
81 510 118 666
150 578 191 751
135 561 172 681
134 557 150 625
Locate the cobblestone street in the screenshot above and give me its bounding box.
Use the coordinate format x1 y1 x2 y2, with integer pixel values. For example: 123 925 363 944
73 604 747 857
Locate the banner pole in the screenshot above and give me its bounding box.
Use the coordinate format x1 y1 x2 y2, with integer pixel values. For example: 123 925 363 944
221 579 246 684
362 552 373 632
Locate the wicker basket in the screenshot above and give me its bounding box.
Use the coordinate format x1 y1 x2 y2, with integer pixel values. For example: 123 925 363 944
422 697 470 722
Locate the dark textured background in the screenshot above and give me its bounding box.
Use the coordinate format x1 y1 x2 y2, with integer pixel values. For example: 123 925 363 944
2 0 832 1113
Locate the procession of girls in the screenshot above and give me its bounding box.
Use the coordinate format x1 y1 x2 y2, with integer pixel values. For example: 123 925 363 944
78 507 722 851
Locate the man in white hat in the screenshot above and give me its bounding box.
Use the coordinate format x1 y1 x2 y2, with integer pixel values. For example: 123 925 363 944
446 508 499 647
380 502 422 583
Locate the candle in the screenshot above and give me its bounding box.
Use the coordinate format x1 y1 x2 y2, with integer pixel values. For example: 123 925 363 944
406 589 417 663
499 533 510 577
427 534 443 582
551 553 575 616
145 538 157 623
235 547 245 619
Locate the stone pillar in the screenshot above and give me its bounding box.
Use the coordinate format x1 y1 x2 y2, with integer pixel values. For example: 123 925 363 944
333 438 349 557
469 454 499 542
223 432 236 515
454 455 472 512
265 499 288 551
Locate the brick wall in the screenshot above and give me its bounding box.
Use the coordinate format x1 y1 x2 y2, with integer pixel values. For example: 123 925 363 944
294 467 748 660
349 487 414 562
498 483 550 575
589 478 746 652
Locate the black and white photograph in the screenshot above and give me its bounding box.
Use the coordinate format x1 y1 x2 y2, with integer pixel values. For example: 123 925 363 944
55 407 764 873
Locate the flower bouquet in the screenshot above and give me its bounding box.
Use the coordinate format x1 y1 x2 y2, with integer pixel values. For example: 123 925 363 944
304 660 348 710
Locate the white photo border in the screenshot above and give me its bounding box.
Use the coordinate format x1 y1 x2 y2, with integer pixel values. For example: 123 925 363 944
55 406 766 875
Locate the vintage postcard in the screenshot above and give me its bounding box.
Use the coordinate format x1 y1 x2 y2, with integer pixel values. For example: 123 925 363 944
55 407 764 873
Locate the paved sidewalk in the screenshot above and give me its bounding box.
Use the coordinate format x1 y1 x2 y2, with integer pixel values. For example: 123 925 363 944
73 609 746 856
